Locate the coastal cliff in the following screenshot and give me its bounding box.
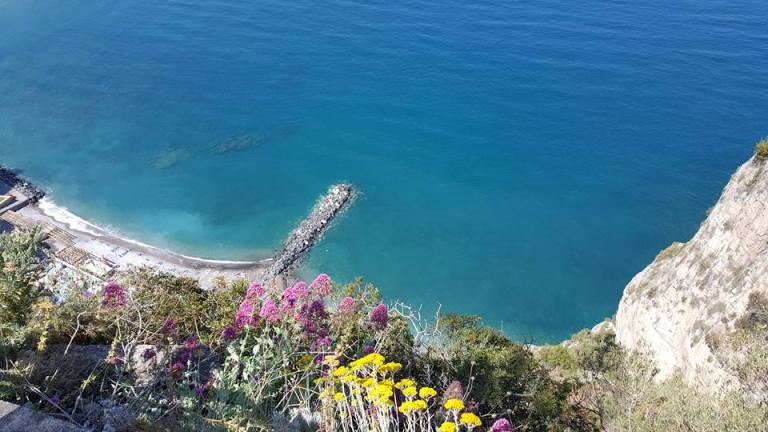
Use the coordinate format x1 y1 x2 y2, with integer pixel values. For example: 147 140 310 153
615 155 768 389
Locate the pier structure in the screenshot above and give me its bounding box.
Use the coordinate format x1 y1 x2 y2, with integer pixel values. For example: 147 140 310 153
261 183 355 282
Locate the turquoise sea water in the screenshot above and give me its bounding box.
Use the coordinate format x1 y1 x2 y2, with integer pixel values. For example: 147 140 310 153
1 0 766 342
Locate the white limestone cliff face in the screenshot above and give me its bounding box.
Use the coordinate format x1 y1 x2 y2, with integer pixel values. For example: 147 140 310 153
615 156 768 389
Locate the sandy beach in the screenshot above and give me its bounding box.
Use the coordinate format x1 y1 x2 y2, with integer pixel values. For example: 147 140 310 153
0 169 352 291
35 199 270 286
2 193 272 288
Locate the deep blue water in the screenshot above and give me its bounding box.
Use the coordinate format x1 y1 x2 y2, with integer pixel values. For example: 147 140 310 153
1 0 767 342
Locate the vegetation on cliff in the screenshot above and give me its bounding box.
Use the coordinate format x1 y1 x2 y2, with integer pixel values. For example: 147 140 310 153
0 228 766 431
755 138 768 161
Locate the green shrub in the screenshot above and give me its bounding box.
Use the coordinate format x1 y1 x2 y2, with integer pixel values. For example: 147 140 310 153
0 227 48 324
713 292 768 405
120 268 243 345
570 329 623 374
755 138 768 161
538 344 578 373
439 313 592 430
563 328 768 431
25 285 111 347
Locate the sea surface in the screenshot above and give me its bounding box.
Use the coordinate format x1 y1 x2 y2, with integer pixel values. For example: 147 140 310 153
1 0 766 342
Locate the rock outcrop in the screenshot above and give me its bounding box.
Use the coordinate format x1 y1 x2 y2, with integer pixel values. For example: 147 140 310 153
615 156 768 389
0 401 85 431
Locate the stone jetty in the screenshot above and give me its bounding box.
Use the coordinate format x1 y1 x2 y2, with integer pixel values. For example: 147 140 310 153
0 165 46 202
262 183 356 282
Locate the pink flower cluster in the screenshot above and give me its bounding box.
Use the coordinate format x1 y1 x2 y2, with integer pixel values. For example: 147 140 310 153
309 274 332 296
259 299 280 324
234 282 266 329
101 282 125 309
230 276 335 349
338 296 356 313
490 418 515 432
236 298 257 328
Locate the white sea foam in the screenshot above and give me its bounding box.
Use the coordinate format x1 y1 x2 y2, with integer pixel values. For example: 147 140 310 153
37 197 260 265
38 197 104 237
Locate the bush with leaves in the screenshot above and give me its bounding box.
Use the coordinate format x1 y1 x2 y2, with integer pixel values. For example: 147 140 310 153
0 227 48 324
566 327 768 432
438 313 592 431
712 292 768 405
119 268 243 346
755 138 768 161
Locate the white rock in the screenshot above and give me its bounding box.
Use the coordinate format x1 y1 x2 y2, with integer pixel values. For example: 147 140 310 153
615 156 768 390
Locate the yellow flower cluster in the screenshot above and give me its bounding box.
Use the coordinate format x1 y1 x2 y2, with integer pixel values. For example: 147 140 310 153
398 399 428 414
442 399 482 430
460 412 482 427
438 421 457 432
444 398 465 411
321 352 436 414
348 352 385 370
319 352 481 431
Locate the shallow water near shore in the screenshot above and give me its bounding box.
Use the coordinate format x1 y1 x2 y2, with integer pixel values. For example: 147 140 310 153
1 0 767 342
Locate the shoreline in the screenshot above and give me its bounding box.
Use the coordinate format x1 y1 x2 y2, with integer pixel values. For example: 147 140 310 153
36 198 272 267
1 167 355 289
0 165 273 287
18 198 272 287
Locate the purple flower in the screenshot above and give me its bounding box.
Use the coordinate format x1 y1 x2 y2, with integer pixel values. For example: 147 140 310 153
259 299 280 324
163 319 177 331
295 299 329 341
245 282 264 300
101 282 125 309
369 304 389 330
142 347 156 360
490 418 515 432
363 345 375 355
183 336 199 350
193 385 205 397
221 326 238 341
108 354 124 366
309 274 332 297
313 335 332 349
307 299 328 318
338 296 355 313
171 362 186 374
235 298 258 328
176 350 191 365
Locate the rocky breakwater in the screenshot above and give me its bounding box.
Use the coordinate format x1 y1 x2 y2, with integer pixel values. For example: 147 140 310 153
0 165 46 202
615 155 768 390
262 183 356 282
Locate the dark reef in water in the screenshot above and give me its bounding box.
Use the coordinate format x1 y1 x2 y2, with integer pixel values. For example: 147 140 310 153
210 134 264 154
